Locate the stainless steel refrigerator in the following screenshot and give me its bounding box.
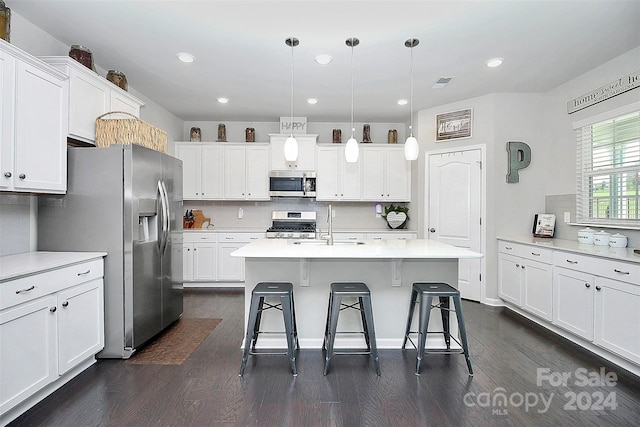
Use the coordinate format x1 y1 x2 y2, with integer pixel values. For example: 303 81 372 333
38 144 183 358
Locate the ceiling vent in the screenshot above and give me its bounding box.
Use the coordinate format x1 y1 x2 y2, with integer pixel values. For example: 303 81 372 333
432 77 454 89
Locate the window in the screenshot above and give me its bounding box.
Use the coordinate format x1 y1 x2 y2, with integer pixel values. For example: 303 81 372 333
575 104 640 226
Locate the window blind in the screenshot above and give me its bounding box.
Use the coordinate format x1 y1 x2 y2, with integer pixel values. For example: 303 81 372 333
575 108 640 226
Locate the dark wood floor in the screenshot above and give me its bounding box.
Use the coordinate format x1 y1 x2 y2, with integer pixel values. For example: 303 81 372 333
9 288 640 427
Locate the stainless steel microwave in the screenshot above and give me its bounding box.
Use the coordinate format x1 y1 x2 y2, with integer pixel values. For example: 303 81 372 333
269 171 316 197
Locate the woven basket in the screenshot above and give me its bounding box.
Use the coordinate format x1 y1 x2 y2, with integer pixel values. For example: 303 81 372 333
95 111 167 153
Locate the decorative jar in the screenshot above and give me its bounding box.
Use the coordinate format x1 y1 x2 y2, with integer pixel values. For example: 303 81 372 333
106 70 128 91
0 0 10 42
69 45 95 70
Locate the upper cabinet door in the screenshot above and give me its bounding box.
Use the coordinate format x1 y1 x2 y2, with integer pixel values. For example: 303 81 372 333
201 145 224 200
316 146 340 200
175 144 202 199
68 69 109 142
245 146 269 200
223 145 247 199
13 60 67 193
0 46 15 191
385 146 411 201
362 147 385 200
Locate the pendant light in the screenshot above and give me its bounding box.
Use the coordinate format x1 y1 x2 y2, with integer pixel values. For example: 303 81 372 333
345 37 360 163
284 37 299 162
404 38 419 161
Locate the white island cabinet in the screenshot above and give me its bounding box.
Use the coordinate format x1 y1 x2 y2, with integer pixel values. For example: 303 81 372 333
232 238 482 349
0 252 106 426
1 40 68 194
498 236 640 376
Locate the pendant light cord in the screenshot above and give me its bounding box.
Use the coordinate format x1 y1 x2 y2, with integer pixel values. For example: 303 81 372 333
290 37 295 137
409 42 414 137
350 41 354 138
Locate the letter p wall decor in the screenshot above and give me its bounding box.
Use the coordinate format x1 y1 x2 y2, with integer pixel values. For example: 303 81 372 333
506 141 531 183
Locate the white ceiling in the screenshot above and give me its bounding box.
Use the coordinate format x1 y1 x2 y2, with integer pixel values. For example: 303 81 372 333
9 0 640 123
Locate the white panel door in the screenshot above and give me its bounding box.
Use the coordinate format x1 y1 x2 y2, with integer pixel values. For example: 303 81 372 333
427 149 482 301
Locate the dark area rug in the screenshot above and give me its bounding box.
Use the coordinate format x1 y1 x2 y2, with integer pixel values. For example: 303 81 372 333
126 318 221 365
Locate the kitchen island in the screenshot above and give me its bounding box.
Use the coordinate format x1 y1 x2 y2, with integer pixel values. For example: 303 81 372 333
232 238 483 349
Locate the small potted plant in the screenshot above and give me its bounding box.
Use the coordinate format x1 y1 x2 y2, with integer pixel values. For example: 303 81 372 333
382 204 409 229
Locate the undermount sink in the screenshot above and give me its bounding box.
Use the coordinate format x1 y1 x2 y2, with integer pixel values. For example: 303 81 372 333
293 239 365 245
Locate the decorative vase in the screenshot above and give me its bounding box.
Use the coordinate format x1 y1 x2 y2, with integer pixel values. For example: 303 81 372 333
69 45 95 71
217 124 226 142
106 70 128 91
0 1 10 42
388 129 398 144
189 127 201 142
362 124 372 143
332 129 342 143
245 128 255 142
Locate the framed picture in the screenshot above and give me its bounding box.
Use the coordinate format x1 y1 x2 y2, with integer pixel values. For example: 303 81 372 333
435 108 472 141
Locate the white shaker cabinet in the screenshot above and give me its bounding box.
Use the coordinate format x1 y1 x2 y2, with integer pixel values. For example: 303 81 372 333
0 254 105 424
362 145 410 201
552 267 595 340
316 145 362 201
39 56 143 144
1 41 68 194
269 134 317 171
594 277 640 364
175 143 224 200
224 145 269 200
183 232 218 281
498 241 553 321
217 233 264 281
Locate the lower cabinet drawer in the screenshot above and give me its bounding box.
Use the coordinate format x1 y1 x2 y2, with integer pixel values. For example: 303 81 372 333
1 259 103 310
554 251 639 284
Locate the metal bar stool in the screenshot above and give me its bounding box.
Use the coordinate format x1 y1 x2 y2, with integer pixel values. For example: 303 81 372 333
239 282 299 376
402 282 473 376
323 282 381 376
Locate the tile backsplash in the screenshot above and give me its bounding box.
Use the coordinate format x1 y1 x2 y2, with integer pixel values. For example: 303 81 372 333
0 194 32 256
545 194 639 249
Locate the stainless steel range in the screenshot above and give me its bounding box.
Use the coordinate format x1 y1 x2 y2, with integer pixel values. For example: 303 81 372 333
266 211 317 239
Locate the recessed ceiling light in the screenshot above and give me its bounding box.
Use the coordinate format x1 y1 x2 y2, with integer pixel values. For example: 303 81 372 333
314 54 333 65
177 52 195 63
486 57 503 68
397 99 408 106
307 98 318 105
217 97 229 104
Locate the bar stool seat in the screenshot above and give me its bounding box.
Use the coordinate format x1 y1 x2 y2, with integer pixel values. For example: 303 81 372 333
323 282 381 376
239 282 299 376
402 282 473 376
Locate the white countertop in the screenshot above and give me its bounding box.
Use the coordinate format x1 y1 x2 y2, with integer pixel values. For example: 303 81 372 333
497 235 640 264
0 251 107 282
231 238 483 259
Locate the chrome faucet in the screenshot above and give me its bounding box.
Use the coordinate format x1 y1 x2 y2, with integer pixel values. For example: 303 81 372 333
325 204 334 245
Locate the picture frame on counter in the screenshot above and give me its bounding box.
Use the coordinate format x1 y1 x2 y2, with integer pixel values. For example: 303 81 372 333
435 108 472 141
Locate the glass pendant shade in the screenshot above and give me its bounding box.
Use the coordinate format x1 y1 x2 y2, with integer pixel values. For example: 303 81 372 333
284 135 298 162
345 136 359 163
404 136 419 161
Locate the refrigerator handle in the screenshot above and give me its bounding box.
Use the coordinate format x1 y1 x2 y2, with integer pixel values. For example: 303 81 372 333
156 180 167 254
160 180 170 254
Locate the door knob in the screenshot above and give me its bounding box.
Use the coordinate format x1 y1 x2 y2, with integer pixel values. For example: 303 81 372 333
429 228 436 232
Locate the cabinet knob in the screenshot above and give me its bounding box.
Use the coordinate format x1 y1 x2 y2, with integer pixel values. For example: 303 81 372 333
19 174 26 179
515 264 520 268
521 265 525 269
50 306 57 313
429 228 436 233
585 283 590 288
4 172 11 178
595 286 602 291
62 301 69 307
